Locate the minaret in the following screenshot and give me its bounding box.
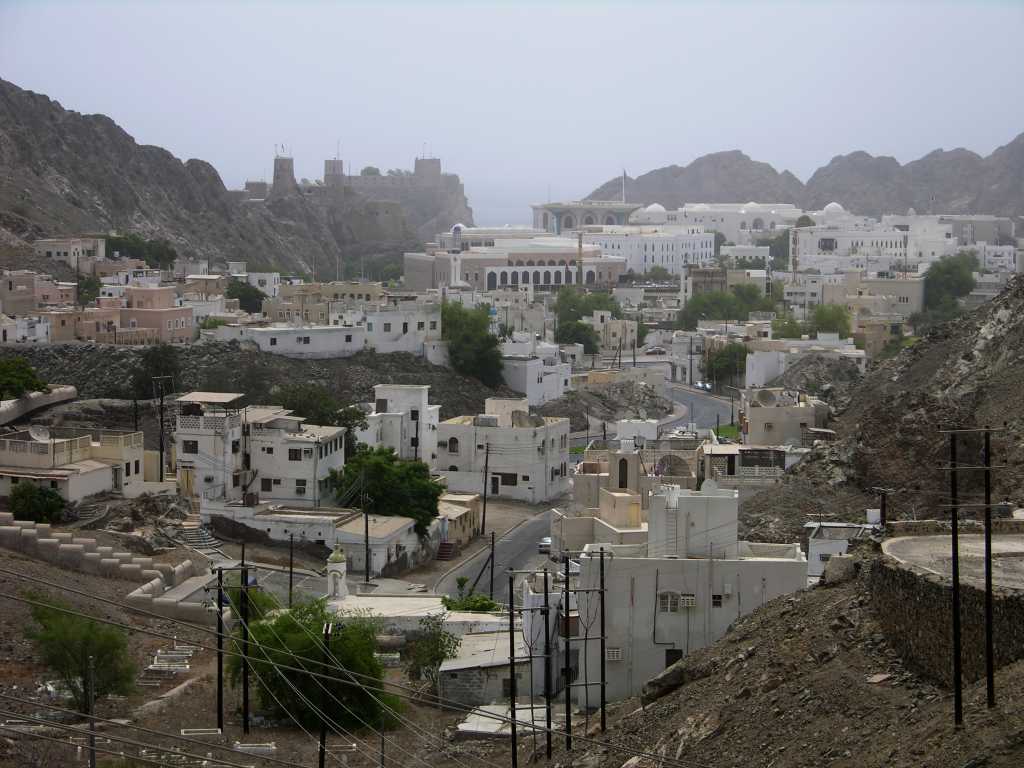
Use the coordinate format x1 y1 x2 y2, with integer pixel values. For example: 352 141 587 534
326 543 348 600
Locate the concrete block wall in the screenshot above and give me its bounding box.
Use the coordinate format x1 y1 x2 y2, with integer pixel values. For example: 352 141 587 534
870 555 1024 686
0 512 214 625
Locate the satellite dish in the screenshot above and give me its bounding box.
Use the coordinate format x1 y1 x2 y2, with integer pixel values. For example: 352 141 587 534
29 425 51 442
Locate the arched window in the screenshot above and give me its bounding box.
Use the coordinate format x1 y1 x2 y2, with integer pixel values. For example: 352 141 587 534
562 215 575 230
526 260 535 267
604 215 616 225
499 271 508 286
739 221 748 230
448 465 459 472
752 218 764 230
486 272 497 290
447 437 459 454
522 271 530 284
533 270 541 284
543 270 551 284
511 271 519 285
586 270 596 284
618 457 629 489
583 215 595 226
547 260 556 266
553 271 562 285
542 212 549 229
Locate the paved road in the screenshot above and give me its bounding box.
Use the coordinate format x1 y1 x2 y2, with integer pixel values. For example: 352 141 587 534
664 384 734 430
435 509 552 603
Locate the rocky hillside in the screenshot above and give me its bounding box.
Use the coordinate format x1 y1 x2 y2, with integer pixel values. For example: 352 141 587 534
0 341 513 420
587 132 1024 219
541 551 1024 768
740 275 1024 541
0 79 472 273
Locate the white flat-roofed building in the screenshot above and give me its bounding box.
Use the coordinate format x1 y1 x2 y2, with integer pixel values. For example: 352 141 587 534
438 398 570 504
804 521 874 581
582 224 715 276
523 482 807 703
174 392 343 506
353 384 441 470
501 355 571 406
672 202 804 244
32 236 107 268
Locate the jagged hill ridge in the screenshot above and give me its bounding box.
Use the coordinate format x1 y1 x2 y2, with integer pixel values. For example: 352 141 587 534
0 79 471 273
587 133 1024 218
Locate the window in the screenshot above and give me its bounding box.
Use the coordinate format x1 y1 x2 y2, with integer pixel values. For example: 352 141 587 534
124 462 131 476
231 439 240 454
411 409 419 422
430 320 437 330
383 322 392 332
261 478 273 492
288 448 302 461
499 472 518 486
232 473 241 488
270 337 277 346
712 594 723 608
182 440 198 455
521 474 530 481
134 460 140 475
296 479 307 489
50 481 58 490
417 321 425 330
659 592 680 613
345 334 352 342
265 447 273 455
447 437 459 454
402 322 408 334
819 553 832 562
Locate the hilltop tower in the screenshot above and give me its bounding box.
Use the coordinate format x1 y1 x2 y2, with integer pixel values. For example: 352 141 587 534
269 155 298 198
324 158 345 188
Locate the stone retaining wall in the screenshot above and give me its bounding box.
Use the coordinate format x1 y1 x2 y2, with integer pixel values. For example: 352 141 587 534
869 554 1024 686
0 511 214 625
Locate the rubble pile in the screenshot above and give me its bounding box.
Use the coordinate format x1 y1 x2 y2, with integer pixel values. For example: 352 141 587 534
766 353 863 413
534 381 673 432
556 551 1024 768
76 493 190 551
0 342 514 420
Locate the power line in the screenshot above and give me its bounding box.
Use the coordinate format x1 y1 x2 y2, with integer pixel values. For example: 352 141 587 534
0 723 183 768
0 584 713 768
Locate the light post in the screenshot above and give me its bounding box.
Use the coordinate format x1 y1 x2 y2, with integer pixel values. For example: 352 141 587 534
723 385 742 428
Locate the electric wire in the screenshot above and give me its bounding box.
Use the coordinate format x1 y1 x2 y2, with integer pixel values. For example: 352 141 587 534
0 589 714 768
0 723 185 768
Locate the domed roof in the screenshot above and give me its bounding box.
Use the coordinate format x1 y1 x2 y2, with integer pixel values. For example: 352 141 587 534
645 203 666 213
451 223 466 233
328 544 346 564
745 201 759 208
823 202 845 214
907 207 917 216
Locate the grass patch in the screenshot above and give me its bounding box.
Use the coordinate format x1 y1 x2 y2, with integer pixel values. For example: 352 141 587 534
714 424 740 440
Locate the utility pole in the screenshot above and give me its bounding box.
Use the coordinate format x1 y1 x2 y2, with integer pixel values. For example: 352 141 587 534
87 655 96 768
632 339 636 367
133 398 139 432
318 623 333 768
508 573 518 768
983 426 995 708
489 531 496 601
288 533 294 609
542 568 553 760
414 412 420 462
949 431 963 728
216 567 224 732
480 444 490 534
241 563 250 735
688 335 693 385
563 554 572 751
599 549 607 732
152 376 173 482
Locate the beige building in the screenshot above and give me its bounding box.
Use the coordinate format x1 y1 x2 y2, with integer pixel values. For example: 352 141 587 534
582 310 638 353
573 437 698 512
121 285 194 342
0 271 43 316
740 388 829 447
437 493 482 551
820 271 925 322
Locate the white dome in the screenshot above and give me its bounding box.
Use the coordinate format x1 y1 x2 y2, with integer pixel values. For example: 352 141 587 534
745 201 759 208
451 223 466 233
907 207 917 216
823 202 845 214
645 203 666 213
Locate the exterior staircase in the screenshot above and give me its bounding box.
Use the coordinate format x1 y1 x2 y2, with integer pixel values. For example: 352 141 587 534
436 541 457 561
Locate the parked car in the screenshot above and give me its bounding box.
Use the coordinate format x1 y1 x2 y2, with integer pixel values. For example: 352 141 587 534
538 536 552 554
645 346 667 355
702 382 713 391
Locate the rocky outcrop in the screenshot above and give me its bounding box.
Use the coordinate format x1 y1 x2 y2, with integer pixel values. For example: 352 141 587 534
587 133 1024 219
0 78 473 273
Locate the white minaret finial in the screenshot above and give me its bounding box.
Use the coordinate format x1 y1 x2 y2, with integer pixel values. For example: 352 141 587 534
326 543 348 600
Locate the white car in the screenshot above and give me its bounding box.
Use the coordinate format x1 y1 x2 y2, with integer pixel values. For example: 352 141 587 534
538 536 552 554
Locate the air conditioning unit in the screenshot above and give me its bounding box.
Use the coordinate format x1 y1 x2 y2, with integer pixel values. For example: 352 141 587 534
605 648 623 662
204 476 214 483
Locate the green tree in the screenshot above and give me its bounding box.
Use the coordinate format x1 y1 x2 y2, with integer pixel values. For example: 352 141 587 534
711 231 727 257
129 343 180 399
772 314 807 339
9 483 65 524
226 281 268 314
0 357 47 400
441 302 503 387
199 316 228 330
276 382 341 426
406 613 460 690
360 166 381 176
554 320 600 354
795 215 816 228
77 275 101 305
645 265 672 282
676 284 774 330
911 252 978 333
226 598 400 730
440 592 501 613
811 304 851 336
25 596 136 712
337 405 370 459
553 288 622 326
497 323 515 339
105 233 178 270
757 230 791 271
329 446 442 535
705 342 747 387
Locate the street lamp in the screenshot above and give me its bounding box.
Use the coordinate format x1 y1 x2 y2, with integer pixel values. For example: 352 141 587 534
723 385 742 428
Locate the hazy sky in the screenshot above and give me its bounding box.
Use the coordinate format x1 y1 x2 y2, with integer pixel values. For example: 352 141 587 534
2 1 1023 225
